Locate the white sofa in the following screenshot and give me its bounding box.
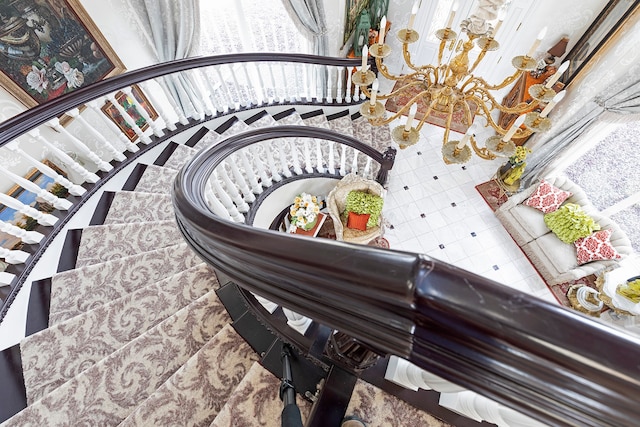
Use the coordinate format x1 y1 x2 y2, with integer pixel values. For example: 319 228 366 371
495 175 634 286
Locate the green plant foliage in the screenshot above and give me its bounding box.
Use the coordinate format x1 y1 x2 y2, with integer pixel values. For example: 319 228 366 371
345 190 383 228
49 183 70 198
543 203 600 244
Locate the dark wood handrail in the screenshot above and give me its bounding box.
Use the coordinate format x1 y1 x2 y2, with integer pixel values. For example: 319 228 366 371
0 53 365 146
173 142 640 427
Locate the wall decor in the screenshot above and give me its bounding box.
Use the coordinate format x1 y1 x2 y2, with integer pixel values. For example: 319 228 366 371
100 84 158 142
343 0 371 46
561 0 639 86
0 0 126 107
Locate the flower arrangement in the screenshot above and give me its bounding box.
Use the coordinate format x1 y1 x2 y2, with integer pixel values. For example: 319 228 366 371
289 193 321 231
508 146 532 166
345 190 384 228
502 146 532 185
617 278 640 303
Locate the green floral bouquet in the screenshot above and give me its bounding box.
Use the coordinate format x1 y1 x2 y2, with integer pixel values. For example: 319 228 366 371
289 193 321 231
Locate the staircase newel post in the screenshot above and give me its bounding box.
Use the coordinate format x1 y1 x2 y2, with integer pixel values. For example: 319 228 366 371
375 147 397 186
280 344 303 427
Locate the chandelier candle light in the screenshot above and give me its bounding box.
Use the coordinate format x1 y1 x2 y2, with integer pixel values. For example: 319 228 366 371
353 0 569 164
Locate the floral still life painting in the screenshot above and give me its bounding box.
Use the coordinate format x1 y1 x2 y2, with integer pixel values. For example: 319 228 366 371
0 0 125 107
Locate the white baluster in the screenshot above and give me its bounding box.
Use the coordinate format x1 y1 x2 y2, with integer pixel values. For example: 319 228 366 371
5 142 85 196
238 151 263 194
268 63 279 103
339 145 347 176
214 67 234 112
253 63 269 105
199 72 225 114
105 93 152 144
327 141 336 174
203 179 235 222
184 71 208 118
140 81 178 130
240 63 257 105
278 139 292 178
303 139 313 174
336 67 344 103
229 65 247 108
351 149 359 174
326 66 333 103
227 159 256 203
472 393 508 426
440 391 484 422
47 118 113 172
364 157 372 178
264 141 281 182
0 247 29 264
28 129 99 184
315 139 324 173
0 219 44 244
278 63 290 102
0 271 15 287
0 165 72 210
354 83 360 100
0 193 57 226
168 73 202 121
282 307 312 335
86 100 141 153
186 70 214 117
64 108 126 162
122 87 165 137
249 146 272 187
253 293 278 313
346 68 353 102
158 77 190 125
216 167 250 213
289 138 303 175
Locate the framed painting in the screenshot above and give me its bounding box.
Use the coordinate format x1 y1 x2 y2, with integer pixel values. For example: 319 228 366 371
561 0 639 86
0 0 126 107
343 0 371 46
100 84 159 142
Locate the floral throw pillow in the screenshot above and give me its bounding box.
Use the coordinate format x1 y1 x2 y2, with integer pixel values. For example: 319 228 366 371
524 179 572 213
574 229 622 265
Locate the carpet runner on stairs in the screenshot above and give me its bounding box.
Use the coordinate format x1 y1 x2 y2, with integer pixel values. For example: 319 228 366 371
3 109 458 427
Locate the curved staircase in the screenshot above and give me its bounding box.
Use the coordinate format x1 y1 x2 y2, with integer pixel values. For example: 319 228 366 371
1 108 454 426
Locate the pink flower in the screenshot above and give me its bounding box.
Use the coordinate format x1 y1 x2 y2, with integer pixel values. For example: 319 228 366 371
26 66 49 93
55 61 84 89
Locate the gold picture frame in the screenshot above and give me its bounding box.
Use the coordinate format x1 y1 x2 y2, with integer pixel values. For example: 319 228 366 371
0 0 126 107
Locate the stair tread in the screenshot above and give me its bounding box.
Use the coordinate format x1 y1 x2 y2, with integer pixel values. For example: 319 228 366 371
120 324 258 427
210 362 313 427
133 164 179 195
4 291 230 426
345 379 452 427
274 111 304 125
103 191 174 224
21 264 219 405
75 220 181 268
163 144 199 171
194 120 249 150
49 243 202 325
301 113 331 129
328 114 355 137
246 114 277 129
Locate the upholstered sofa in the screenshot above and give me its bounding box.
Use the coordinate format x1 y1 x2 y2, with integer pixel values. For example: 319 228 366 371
495 175 634 286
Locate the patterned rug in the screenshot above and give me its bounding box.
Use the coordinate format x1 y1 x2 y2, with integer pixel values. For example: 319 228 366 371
475 180 507 211
548 274 598 308
385 79 477 134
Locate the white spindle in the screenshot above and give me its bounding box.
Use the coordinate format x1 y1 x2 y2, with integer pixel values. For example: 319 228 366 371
351 149 359 174
105 93 152 144
240 63 257 105
237 151 263 194
364 157 372 178
139 81 178 131
214 67 234 112
158 77 190 125
253 293 279 313
0 165 72 210
249 146 272 187
278 64 290 102
47 118 113 172
327 141 336 174
122 87 165 137
0 271 15 287
204 179 235 222
65 108 126 162
354 83 360 100
339 145 347 176
229 65 247 108
227 160 256 203
264 141 281 182
336 67 344 103
346 69 353 102
303 139 313 174
0 193 57 226
0 219 43 244
277 139 292 178
315 139 324 173
217 166 250 213
169 73 202 121
5 142 85 196
86 101 141 153
326 66 333 103
289 138 303 175
282 308 312 335
0 247 29 265
28 129 99 184
187 70 214 117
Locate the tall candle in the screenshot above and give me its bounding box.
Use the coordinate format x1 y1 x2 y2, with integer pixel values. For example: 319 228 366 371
370 79 379 106
540 90 566 118
544 61 570 88
502 115 526 142
361 45 368 72
457 124 477 149
446 2 458 28
408 2 419 30
527 27 547 57
404 104 418 131
379 16 387 44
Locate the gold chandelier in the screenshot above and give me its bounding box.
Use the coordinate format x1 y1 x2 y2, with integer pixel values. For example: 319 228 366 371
353 4 567 164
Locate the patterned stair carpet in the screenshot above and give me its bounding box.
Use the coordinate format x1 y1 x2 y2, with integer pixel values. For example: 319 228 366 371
3 109 452 426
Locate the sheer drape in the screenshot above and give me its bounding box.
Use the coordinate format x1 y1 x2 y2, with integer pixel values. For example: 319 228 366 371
521 79 640 187
127 0 203 118
282 0 329 97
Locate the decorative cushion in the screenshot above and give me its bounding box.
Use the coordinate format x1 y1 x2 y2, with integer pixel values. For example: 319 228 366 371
347 212 370 231
524 179 572 213
345 191 384 228
574 229 622 265
543 203 600 244
509 204 551 242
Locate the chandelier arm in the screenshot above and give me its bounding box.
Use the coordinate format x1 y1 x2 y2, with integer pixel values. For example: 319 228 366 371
469 135 496 160
470 87 539 115
376 81 427 101
368 89 433 128
469 47 490 75
414 97 437 133
375 57 412 82
441 99 458 146
461 99 474 128
475 69 523 91
470 95 533 140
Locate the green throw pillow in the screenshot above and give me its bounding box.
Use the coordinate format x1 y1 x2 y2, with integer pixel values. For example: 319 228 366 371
543 203 600 244
345 190 384 228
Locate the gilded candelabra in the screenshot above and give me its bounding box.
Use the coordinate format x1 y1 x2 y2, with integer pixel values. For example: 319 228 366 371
353 5 567 164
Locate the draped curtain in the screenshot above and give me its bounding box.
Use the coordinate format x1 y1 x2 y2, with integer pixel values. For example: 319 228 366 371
281 0 329 97
127 0 203 118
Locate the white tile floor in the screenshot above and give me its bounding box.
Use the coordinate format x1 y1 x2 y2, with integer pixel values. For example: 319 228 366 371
381 119 556 304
